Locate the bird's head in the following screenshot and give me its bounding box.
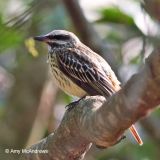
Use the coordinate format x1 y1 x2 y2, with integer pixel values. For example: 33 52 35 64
34 30 80 49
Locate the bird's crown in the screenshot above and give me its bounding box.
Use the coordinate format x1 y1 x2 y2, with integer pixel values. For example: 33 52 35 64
34 30 80 48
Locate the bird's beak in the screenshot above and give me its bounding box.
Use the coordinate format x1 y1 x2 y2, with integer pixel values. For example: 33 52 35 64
33 35 49 43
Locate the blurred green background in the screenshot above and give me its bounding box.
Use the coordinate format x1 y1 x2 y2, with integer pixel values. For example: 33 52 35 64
0 0 160 160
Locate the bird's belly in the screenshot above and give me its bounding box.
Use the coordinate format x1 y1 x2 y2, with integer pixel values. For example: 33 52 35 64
50 66 86 97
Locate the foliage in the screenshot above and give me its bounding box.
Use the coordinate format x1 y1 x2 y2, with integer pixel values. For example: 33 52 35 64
0 17 23 52
97 7 135 25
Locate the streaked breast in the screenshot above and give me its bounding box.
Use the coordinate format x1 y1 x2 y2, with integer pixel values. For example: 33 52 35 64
48 53 86 97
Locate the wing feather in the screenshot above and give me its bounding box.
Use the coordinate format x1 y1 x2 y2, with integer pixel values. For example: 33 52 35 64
56 47 120 97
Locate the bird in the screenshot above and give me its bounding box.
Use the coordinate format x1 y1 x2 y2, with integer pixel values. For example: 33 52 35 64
34 29 143 146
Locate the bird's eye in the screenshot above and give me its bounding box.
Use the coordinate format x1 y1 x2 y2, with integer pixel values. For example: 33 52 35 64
48 35 70 41
47 35 54 39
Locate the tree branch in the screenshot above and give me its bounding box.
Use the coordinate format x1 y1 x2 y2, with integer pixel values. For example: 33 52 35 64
142 0 160 22
20 47 160 160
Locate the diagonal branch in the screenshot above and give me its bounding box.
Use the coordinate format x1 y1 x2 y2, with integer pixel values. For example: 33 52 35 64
20 47 160 160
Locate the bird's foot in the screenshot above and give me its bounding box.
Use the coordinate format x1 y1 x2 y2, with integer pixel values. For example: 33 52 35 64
65 96 86 111
65 100 79 111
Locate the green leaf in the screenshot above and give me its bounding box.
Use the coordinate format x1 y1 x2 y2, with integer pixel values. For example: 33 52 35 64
0 22 23 52
97 7 135 26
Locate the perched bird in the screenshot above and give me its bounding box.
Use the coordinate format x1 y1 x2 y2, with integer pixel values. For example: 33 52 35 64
34 30 143 146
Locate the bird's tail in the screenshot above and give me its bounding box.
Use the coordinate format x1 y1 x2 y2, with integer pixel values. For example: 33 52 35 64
129 125 143 145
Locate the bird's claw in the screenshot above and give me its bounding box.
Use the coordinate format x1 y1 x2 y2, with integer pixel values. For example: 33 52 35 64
65 96 87 111
65 100 79 111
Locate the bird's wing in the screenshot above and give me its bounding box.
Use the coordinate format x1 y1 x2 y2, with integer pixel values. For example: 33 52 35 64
56 48 120 97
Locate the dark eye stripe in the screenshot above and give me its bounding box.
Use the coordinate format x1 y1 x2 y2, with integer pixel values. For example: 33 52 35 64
48 35 70 40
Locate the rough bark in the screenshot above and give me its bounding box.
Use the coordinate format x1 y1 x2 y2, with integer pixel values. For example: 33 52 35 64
20 47 160 160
